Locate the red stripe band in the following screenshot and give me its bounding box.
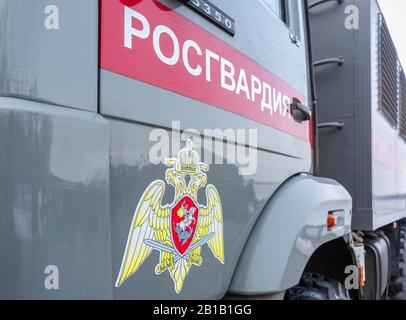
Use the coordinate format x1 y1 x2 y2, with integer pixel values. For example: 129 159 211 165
100 0 312 144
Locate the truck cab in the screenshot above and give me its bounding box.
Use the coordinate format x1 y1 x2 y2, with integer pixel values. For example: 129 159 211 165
0 0 403 300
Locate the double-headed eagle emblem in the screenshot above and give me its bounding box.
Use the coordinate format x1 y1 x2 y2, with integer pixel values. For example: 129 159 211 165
115 139 224 293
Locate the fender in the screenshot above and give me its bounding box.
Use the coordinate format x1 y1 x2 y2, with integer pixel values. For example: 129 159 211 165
229 174 352 295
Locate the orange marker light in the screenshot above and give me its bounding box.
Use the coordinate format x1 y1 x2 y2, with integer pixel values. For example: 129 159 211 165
327 213 337 231
359 265 365 287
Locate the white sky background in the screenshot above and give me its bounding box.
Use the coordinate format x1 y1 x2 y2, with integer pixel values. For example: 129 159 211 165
377 0 406 68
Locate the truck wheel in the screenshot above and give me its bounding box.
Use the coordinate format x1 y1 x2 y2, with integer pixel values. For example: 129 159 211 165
285 273 350 300
389 222 406 300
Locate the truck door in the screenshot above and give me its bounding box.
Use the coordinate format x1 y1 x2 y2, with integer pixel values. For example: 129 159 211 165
99 0 313 299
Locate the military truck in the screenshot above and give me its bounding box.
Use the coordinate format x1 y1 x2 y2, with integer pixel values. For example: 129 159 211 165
0 0 404 300
310 0 406 299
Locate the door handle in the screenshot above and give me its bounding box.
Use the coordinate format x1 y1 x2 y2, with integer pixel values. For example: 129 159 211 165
290 98 312 123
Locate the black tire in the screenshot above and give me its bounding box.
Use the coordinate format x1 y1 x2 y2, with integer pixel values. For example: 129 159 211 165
388 221 406 300
285 273 350 300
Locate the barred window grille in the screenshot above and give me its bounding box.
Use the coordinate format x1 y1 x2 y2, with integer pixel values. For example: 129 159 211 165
400 69 406 140
378 13 399 128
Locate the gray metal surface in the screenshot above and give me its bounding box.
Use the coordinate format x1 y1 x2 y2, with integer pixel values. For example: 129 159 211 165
0 0 98 112
310 0 406 230
370 0 406 228
229 174 352 294
0 97 112 299
102 0 315 299
100 0 312 155
0 0 353 299
108 117 310 299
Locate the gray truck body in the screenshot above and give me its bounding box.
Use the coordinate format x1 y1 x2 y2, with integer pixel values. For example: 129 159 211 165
311 0 406 231
0 0 353 299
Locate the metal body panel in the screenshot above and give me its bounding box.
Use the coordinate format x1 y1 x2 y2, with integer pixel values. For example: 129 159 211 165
100 1 318 299
311 0 406 230
100 0 314 298
0 97 111 299
0 0 98 111
229 175 352 294
0 0 354 299
100 70 312 163
100 0 312 154
108 119 309 299
370 0 406 226
124 0 310 101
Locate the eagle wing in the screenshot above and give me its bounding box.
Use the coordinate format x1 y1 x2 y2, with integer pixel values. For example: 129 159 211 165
196 184 225 263
115 180 171 287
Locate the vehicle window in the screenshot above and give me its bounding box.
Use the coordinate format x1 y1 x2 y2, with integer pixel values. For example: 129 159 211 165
262 0 301 41
262 0 286 22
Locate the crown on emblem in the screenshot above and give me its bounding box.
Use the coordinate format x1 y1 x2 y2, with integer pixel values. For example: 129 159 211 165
177 139 199 174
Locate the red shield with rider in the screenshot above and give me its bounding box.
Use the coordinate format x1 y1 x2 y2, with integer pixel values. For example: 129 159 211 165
171 196 199 255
